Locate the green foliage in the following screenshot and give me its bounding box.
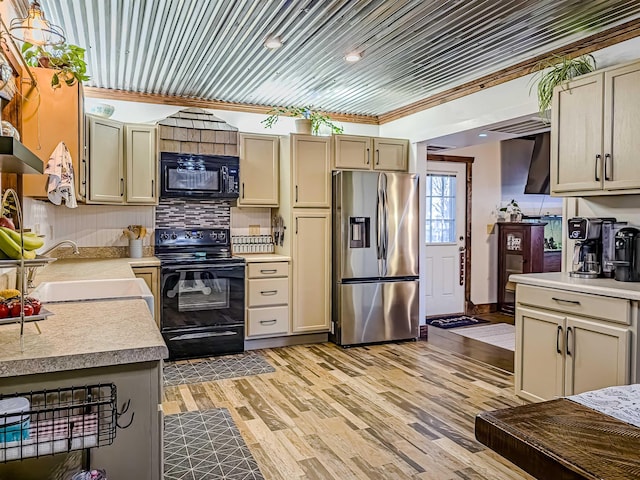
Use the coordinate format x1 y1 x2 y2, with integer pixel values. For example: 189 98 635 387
531 54 596 120
499 199 521 214
261 105 344 134
22 42 90 88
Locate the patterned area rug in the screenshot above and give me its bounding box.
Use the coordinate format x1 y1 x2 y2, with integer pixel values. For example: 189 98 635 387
451 323 515 351
164 409 264 480
426 315 490 329
164 352 275 386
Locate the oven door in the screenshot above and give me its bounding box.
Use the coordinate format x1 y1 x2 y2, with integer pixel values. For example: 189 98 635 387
160 262 245 330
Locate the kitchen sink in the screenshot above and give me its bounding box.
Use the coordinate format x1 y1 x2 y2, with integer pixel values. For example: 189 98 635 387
31 279 154 316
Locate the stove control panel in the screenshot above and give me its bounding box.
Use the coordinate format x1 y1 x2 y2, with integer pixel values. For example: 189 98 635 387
155 228 231 246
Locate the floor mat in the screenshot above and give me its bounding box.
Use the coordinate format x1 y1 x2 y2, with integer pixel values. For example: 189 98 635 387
164 352 275 386
164 408 264 480
451 323 515 351
426 315 490 329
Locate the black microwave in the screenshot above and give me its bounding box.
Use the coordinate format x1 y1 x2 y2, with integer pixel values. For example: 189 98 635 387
160 153 239 198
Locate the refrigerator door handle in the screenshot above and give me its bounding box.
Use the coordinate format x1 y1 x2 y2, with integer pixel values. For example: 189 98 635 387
377 173 388 276
376 174 384 271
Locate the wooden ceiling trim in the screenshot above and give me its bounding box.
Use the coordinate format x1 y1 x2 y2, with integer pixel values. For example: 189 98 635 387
84 87 380 125
379 18 640 124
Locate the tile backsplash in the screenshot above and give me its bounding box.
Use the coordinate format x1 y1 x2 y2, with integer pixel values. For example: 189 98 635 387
156 198 232 228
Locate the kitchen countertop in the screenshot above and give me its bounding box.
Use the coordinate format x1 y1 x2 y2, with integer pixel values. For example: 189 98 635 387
237 254 291 262
0 256 167 378
510 272 640 301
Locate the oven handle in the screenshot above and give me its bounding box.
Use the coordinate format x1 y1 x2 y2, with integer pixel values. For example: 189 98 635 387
169 331 238 341
163 264 244 273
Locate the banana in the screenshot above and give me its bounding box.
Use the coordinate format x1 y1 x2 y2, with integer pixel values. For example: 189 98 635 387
0 227 44 251
0 229 37 259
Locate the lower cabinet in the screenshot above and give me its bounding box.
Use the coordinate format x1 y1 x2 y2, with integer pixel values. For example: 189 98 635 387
291 210 331 334
245 261 290 338
132 266 160 327
515 284 631 402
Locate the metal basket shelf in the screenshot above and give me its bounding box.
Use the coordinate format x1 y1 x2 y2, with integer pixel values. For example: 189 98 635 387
0 255 55 269
0 384 117 462
0 307 53 326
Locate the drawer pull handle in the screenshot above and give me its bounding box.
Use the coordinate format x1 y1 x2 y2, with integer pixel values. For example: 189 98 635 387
260 319 277 325
260 269 277 274
566 326 573 356
556 325 563 354
260 290 278 295
552 297 580 305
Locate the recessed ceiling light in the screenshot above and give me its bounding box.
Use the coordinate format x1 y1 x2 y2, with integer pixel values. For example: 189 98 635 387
344 52 362 62
478 133 488 137
264 36 282 49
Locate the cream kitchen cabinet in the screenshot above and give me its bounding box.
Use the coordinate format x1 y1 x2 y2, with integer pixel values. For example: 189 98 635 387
87 116 157 205
132 265 160 327
515 284 631 403
291 210 331 333
281 134 331 208
238 133 279 207
334 134 409 172
245 261 290 338
551 59 640 195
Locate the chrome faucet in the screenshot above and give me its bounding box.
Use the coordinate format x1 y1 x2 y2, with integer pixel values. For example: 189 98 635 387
27 240 80 288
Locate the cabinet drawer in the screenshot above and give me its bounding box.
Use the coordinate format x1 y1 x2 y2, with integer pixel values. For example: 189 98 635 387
517 284 630 325
247 306 289 337
247 262 289 279
248 278 289 307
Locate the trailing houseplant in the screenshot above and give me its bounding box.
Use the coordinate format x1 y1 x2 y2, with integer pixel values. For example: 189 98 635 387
499 199 522 222
262 105 344 135
22 41 90 88
531 54 596 121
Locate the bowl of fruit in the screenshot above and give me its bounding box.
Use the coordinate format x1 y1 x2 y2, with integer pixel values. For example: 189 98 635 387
0 289 43 323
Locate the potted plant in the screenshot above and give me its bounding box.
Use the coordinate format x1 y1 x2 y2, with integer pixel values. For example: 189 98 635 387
22 41 90 88
500 199 522 222
262 105 344 135
531 54 596 121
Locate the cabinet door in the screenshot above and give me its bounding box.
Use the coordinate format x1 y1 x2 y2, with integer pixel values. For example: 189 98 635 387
239 133 279 206
22 67 83 199
515 307 564 402
88 116 125 204
603 62 640 191
373 137 409 172
334 134 371 170
292 210 331 333
292 135 331 208
550 73 604 194
125 124 157 204
565 316 630 396
132 266 160 327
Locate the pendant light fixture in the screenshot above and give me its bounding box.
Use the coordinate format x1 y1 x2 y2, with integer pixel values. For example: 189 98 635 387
9 1 65 46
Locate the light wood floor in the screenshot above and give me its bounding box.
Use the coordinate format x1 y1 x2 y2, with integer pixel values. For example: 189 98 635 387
163 341 533 479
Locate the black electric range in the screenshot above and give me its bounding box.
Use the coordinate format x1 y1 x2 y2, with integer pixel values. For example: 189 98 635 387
155 228 245 360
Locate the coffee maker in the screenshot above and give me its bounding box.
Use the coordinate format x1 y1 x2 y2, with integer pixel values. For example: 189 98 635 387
568 217 604 278
611 227 640 282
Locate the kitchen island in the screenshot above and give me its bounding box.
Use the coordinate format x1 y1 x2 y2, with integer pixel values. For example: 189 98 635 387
0 258 167 480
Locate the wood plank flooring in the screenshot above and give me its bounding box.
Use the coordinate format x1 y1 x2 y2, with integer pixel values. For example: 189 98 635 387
163 341 532 479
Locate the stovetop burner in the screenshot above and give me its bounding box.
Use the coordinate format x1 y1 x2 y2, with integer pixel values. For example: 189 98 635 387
155 228 244 265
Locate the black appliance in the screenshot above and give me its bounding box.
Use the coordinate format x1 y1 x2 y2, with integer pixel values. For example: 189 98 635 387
524 132 551 195
155 228 245 360
160 152 239 198
568 217 603 278
612 227 640 282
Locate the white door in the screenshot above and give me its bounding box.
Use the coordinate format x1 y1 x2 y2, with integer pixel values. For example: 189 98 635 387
425 161 466 316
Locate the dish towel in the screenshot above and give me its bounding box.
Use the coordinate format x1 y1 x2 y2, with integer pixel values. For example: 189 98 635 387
44 141 77 208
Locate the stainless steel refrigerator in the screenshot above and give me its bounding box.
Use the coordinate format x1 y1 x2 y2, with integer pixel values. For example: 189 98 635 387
332 171 419 346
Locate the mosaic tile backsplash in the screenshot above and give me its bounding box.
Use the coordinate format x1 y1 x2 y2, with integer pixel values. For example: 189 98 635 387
156 198 232 228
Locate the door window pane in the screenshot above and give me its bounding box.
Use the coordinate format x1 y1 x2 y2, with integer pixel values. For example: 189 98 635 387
426 174 456 243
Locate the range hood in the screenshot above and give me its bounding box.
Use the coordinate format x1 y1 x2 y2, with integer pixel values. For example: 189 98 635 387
524 132 550 195
0 136 44 174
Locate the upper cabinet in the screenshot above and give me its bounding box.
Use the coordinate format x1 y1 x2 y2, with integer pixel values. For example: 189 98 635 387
288 134 331 208
22 67 86 200
238 133 279 207
87 115 157 205
334 134 409 172
551 59 640 196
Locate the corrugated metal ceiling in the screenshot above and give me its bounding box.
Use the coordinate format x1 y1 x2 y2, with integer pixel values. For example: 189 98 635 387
20 0 640 116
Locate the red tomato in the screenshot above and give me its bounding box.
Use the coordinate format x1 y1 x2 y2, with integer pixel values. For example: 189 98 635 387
0 304 8 319
31 301 41 315
10 302 20 317
23 304 34 317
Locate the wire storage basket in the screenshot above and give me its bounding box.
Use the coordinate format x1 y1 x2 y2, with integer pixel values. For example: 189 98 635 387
0 384 117 462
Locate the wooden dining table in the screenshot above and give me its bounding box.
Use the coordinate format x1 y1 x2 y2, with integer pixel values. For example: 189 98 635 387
475 398 640 479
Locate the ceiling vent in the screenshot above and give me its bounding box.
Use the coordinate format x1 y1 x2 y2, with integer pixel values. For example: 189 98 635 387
427 144 455 152
487 117 550 137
